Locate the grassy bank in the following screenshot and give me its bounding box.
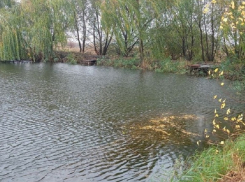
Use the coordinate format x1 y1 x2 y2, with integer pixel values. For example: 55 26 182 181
97 57 187 74
55 51 245 88
176 135 245 182
96 56 245 91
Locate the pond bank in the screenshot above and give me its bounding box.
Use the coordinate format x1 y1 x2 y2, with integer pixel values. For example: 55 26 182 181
53 51 245 80
53 51 190 74
3 51 243 79
178 134 245 182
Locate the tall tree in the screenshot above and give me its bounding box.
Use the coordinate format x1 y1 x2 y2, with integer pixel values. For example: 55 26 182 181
101 0 139 57
0 1 25 61
0 0 72 61
87 0 113 55
72 0 87 53
133 0 155 62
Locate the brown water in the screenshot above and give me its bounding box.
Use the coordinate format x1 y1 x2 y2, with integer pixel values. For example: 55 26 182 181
0 63 244 182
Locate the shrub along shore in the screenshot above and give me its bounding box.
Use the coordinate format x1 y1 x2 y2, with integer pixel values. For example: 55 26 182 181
96 56 188 74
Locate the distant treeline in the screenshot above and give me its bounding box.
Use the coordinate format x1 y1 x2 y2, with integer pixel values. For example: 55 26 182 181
0 0 244 63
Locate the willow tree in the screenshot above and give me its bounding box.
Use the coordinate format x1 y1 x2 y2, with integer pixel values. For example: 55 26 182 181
133 0 156 62
0 0 73 61
0 1 26 61
88 0 113 55
71 0 88 53
173 0 198 60
101 0 139 57
20 0 72 61
101 0 155 61
147 0 185 60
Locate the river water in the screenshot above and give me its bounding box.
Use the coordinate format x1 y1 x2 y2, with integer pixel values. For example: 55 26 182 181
0 63 244 182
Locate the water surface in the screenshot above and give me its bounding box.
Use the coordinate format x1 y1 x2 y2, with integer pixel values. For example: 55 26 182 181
0 63 244 182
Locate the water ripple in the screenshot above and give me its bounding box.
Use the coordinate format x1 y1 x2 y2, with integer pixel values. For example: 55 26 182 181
0 63 244 181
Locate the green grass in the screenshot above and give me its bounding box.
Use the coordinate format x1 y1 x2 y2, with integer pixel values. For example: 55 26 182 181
97 57 140 69
67 53 77 64
220 59 245 80
177 134 245 182
153 58 187 74
97 57 187 74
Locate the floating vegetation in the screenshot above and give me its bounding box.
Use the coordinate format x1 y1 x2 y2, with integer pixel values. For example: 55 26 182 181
127 114 203 145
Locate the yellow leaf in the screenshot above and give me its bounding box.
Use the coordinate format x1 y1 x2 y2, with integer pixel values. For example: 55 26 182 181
213 129 217 133
211 0 216 3
224 117 229 121
205 135 209 138
203 4 210 14
235 125 241 129
216 149 219 154
223 18 228 22
221 103 226 109
215 114 219 117
226 129 230 134
214 68 218 72
215 124 220 129
219 71 224 76
231 1 235 9
226 108 231 115
238 114 243 121
204 129 207 133
231 117 237 121
213 95 217 99
221 82 224 86
213 119 216 125
219 99 222 102
220 141 224 145
214 109 217 113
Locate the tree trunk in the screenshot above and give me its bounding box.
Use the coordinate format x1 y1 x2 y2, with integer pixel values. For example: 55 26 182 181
204 14 210 61
74 11 82 52
210 3 215 62
182 37 186 57
82 9 86 53
199 23 205 62
139 38 144 62
93 27 98 55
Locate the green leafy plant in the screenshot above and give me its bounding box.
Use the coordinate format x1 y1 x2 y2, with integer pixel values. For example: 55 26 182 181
67 53 77 64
